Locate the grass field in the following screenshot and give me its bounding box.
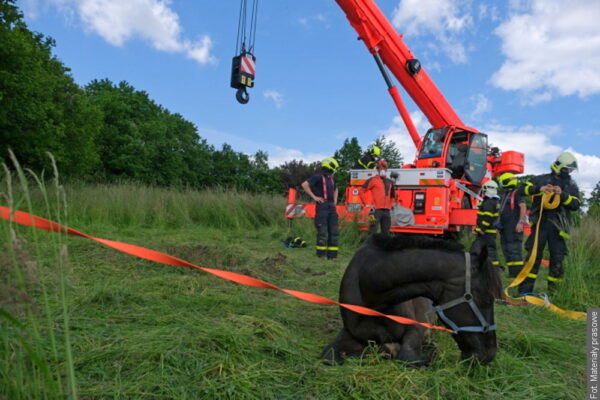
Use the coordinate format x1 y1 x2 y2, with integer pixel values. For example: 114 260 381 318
1 172 596 399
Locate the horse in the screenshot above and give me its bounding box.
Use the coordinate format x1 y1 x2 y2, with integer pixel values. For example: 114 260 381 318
321 234 502 365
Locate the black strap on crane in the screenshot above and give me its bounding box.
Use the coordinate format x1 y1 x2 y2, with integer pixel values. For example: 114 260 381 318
231 0 259 104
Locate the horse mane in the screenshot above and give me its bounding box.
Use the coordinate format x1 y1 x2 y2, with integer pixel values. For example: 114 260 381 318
470 239 504 300
369 233 465 253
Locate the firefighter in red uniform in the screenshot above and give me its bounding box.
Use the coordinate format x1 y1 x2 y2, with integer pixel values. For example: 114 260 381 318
301 158 340 260
517 152 581 295
498 172 527 277
475 180 501 267
361 160 396 235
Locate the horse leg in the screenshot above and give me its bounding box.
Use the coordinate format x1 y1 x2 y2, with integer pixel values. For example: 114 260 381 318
321 328 366 365
394 326 432 367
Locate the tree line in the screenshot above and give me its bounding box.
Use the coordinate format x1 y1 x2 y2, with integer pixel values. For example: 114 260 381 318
0 0 403 197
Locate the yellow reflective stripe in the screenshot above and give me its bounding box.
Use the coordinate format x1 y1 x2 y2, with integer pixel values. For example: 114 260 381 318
532 192 543 197
482 221 490 226
358 159 369 169
491 261 500 265
316 246 327 250
524 182 534 195
559 231 571 239
563 195 579 206
327 247 339 251
507 261 524 266
477 211 499 217
527 273 538 279
548 276 563 282
485 229 497 233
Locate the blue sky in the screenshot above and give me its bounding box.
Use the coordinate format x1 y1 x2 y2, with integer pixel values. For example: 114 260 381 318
17 0 600 196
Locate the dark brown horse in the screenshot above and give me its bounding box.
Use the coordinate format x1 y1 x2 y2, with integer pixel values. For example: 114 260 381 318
322 234 502 365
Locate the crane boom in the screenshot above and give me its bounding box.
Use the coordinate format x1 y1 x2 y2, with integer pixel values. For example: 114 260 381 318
335 0 464 133
283 0 524 236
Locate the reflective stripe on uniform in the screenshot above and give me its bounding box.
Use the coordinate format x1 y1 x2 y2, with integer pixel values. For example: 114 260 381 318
327 246 339 251
563 195 579 206
524 182 533 195
482 220 490 226
477 211 499 217
491 261 500 265
559 231 571 239
527 273 538 279
548 276 564 282
507 261 524 266
316 246 327 250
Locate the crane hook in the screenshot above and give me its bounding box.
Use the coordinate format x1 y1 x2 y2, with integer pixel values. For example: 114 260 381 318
236 87 250 104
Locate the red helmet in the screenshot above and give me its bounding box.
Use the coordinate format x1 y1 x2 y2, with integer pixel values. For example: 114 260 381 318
376 160 388 169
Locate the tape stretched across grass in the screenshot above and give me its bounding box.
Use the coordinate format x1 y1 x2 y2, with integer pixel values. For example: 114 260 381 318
0 206 453 333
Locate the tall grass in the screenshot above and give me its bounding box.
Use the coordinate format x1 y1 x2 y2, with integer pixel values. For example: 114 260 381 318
0 153 76 399
553 216 600 309
62 181 286 231
0 169 595 399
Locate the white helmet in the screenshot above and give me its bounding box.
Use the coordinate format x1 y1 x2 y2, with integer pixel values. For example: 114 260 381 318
482 180 498 196
551 151 578 173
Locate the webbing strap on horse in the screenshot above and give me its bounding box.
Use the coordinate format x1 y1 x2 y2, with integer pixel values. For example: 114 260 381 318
503 191 585 321
432 252 496 333
0 206 454 333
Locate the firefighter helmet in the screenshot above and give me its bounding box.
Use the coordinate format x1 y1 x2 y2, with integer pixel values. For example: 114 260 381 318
482 180 498 196
551 151 578 173
370 146 381 156
321 157 339 172
498 172 517 188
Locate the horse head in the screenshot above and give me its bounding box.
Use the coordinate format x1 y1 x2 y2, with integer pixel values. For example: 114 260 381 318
434 239 502 364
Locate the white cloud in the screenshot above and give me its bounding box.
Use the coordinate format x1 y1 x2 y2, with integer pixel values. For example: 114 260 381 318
485 124 600 197
391 0 473 63
267 147 327 168
49 0 215 65
469 94 491 120
492 0 600 102
263 90 284 108
377 111 431 164
297 13 330 29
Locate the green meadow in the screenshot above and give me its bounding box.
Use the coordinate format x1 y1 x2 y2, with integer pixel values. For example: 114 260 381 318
1 171 596 399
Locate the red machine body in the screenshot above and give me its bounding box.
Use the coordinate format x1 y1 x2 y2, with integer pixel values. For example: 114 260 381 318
285 0 524 235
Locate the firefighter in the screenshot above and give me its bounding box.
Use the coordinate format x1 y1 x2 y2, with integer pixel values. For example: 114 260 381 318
353 146 381 169
517 152 581 295
301 158 340 260
498 172 527 278
361 160 396 235
474 180 501 268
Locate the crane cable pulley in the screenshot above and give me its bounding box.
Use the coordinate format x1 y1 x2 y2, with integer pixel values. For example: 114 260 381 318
231 0 258 104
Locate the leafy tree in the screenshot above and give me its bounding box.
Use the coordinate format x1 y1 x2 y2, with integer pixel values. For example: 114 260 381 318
276 159 317 190
589 181 600 219
333 137 363 198
372 135 404 168
0 0 101 176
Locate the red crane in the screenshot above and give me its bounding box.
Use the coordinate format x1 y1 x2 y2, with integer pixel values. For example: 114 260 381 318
279 0 524 235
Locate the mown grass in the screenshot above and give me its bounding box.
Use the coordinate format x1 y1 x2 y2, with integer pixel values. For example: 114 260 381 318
0 169 595 399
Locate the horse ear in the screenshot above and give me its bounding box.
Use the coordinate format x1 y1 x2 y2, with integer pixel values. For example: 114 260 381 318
469 239 488 269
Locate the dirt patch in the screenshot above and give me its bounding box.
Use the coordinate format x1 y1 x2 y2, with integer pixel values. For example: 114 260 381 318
260 252 288 275
295 267 326 276
0 231 39 315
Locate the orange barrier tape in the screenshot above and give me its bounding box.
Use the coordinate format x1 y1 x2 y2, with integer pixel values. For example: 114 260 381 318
0 207 452 333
